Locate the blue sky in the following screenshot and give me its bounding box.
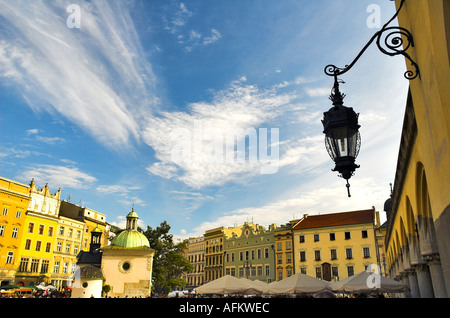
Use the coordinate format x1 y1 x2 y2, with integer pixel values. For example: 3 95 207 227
0 0 409 240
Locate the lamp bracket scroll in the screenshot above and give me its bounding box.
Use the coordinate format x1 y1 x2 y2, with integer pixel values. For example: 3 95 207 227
324 0 419 81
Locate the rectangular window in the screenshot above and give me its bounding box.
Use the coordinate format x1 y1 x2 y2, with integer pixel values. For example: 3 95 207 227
315 267 322 279
35 241 41 252
363 247 371 258
314 234 320 242
300 251 306 262
345 232 351 240
39 224 44 235
25 239 31 250
299 235 305 243
19 257 29 272
6 251 14 264
12 227 19 238
347 265 354 277
2 207 8 216
28 222 34 233
332 266 339 280
48 227 54 237
57 242 62 252
264 248 269 258
277 242 282 251
41 260 49 274
286 241 291 250
277 254 282 264
265 265 270 276
15 210 22 218
59 226 64 235
278 269 283 281
346 248 353 259
286 253 292 264
362 230 368 238
314 250 321 261
30 259 40 273
46 242 51 253
330 249 337 260
66 243 71 253
54 261 60 273
329 233 336 241
0 225 5 236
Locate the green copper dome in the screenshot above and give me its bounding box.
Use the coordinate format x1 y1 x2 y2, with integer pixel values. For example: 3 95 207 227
110 230 150 248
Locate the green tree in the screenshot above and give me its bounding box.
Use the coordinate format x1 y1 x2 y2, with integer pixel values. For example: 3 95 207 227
102 284 111 297
143 221 193 294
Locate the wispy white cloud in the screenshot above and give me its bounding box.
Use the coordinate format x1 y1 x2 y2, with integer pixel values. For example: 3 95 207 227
96 184 145 207
0 0 158 149
305 87 330 97
36 136 66 145
26 129 39 135
16 164 97 189
184 28 222 51
143 78 298 189
164 2 194 34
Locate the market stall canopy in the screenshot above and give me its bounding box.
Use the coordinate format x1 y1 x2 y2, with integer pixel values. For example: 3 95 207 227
239 278 269 294
329 271 409 293
195 275 262 295
267 273 330 294
0 284 22 290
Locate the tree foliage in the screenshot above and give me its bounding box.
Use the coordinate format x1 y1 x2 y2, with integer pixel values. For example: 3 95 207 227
143 221 193 293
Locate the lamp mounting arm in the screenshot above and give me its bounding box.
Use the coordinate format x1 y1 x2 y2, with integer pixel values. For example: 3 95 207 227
324 0 419 80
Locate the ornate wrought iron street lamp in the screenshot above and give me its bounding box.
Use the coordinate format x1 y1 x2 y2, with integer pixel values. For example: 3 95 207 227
322 0 419 197
322 76 361 197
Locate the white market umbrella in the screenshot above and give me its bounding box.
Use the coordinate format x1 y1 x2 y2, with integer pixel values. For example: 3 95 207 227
267 273 330 294
239 278 269 294
329 271 409 294
195 275 256 295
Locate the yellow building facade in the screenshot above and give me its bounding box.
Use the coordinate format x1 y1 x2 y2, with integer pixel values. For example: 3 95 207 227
59 201 109 252
0 177 30 285
52 215 85 289
292 209 381 282
204 223 249 282
385 0 450 298
15 181 61 286
185 236 205 288
274 221 297 281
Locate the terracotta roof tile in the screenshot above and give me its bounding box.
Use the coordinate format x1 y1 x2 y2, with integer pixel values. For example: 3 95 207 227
292 209 375 230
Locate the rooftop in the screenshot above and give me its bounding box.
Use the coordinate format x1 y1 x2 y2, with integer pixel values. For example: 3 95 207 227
292 209 375 230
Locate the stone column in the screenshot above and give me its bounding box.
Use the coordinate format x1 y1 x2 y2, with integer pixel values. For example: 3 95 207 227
415 264 435 298
424 254 448 298
400 271 411 298
406 268 420 298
